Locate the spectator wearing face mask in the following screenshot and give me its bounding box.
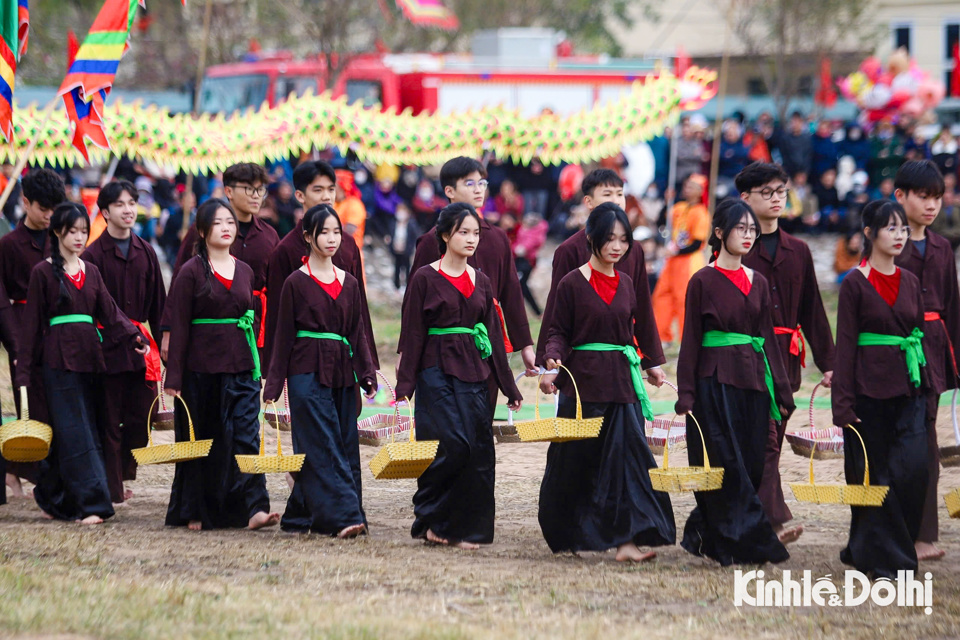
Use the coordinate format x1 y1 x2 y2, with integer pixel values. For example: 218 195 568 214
411 178 446 230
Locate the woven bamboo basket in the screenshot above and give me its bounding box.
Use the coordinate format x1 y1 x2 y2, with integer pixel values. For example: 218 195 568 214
132 395 213 465
645 381 686 455
648 412 724 493
515 365 603 443
790 424 889 507
945 488 960 518
0 387 53 462
264 381 292 432
369 401 439 480
235 401 305 474
358 371 411 446
939 390 960 468
498 373 554 444
150 370 175 431
785 382 844 460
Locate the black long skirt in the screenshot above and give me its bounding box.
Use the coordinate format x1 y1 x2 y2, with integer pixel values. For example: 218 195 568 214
840 395 927 579
411 367 495 544
681 376 788 566
33 367 114 521
281 374 364 534
539 396 676 554
165 371 270 529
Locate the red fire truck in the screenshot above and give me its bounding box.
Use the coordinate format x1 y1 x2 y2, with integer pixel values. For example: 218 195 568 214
198 29 664 117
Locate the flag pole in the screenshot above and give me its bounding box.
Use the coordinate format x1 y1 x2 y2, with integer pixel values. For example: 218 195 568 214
181 0 214 235
0 96 59 212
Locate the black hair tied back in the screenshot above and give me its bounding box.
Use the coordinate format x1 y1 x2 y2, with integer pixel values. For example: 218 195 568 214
49 202 91 311
584 202 632 260
435 202 481 255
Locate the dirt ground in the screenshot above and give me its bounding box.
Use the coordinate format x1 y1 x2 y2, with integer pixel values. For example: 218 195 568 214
1 240 959 638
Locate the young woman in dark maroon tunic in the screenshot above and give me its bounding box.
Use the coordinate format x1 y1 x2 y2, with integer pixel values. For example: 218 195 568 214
163 198 279 532
264 204 377 538
539 203 675 562
675 199 794 566
833 200 929 579
396 203 523 550
16 203 148 524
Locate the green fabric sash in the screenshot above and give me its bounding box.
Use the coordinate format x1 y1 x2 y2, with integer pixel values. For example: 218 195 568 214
296 330 353 357
192 309 260 380
571 342 653 421
427 323 492 358
701 329 781 421
49 314 101 342
857 327 926 388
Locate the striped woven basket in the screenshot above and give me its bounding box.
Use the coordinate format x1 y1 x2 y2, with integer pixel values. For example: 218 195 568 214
0 387 52 463
645 380 686 455
790 424 889 507
264 381 292 432
369 400 439 480
515 365 603 443
785 383 844 460
150 370 175 431
649 412 724 493
358 371 412 446
132 395 213 465
235 401 305 474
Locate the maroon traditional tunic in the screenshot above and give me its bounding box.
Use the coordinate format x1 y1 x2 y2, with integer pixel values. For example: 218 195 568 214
263 220 377 370
544 269 648 404
164 256 256 390
742 228 835 391
832 268 927 427
0 222 49 360
536 228 664 369
675 266 794 415
16 261 143 387
82 232 166 372
264 269 376 400
406 217 533 352
396 266 521 403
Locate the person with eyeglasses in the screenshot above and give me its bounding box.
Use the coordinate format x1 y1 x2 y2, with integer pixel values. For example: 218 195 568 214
403 156 538 417
675 198 794 566
164 164 279 366
738 161 836 548
832 200 929 579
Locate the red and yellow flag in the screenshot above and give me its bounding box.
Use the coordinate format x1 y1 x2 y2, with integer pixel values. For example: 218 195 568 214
0 0 29 143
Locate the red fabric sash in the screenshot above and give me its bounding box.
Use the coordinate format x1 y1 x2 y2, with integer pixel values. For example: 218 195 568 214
252 288 267 348
774 324 806 367
493 298 513 354
923 312 959 378
131 320 161 382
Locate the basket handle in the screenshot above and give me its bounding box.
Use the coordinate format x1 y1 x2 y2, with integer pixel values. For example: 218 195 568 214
283 379 290 414
396 399 415 443
667 411 709 471
809 381 823 430
952 389 960 447
159 369 168 411
556 364 586 420
18 386 28 421
806 435 818 486
843 423 871 487
266 400 285 457
146 394 197 447
375 370 401 428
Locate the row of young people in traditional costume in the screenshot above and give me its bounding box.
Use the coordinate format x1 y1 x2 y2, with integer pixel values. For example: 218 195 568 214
3 155 954 576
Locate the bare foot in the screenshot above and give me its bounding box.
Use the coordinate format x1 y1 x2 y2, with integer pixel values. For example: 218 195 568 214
916 541 945 561
79 515 103 525
777 525 804 545
123 488 134 501
425 529 449 545
454 540 480 550
5 473 25 498
248 511 281 530
285 473 295 491
337 523 366 539
616 542 657 563
39 510 54 520
188 520 202 531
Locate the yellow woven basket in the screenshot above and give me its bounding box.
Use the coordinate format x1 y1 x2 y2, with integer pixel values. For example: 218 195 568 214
369 401 439 480
132 394 213 465
0 387 53 462
515 365 603 443
648 412 724 493
943 488 959 519
235 401 305 474
790 424 889 507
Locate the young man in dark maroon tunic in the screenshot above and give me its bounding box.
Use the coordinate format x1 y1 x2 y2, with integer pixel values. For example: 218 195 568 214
892 160 958 561
403 157 537 382
263 160 377 374
536 169 665 385
163 163 278 362
82 180 166 504
738 162 836 545
0 168 66 498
